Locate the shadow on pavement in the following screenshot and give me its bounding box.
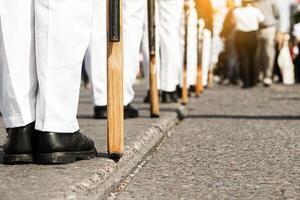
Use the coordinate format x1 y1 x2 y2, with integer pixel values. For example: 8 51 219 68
138 107 179 112
138 107 186 120
187 114 300 120
271 97 300 101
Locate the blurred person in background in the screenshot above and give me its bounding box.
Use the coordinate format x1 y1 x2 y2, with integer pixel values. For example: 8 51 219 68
219 0 239 84
210 0 229 83
233 0 265 88
292 4 300 82
256 0 280 87
273 0 297 82
275 0 297 36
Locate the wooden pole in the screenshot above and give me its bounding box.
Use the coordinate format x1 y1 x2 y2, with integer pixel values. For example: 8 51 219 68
208 68 214 88
195 20 204 97
148 0 160 118
107 0 124 160
182 3 189 105
208 28 214 88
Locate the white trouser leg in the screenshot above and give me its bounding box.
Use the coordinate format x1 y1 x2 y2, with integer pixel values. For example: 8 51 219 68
84 0 107 106
155 1 161 90
85 0 147 107
35 0 94 132
178 10 185 87
123 0 147 105
158 0 183 92
0 0 37 128
141 21 150 89
187 8 198 86
179 8 198 87
141 3 161 91
202 29 212 87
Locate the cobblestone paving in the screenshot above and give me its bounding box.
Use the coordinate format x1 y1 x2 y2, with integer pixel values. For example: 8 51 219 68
115 85 300 200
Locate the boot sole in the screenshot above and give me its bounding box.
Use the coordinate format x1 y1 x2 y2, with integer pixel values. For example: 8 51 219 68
36 149 97 164
3 154 33 164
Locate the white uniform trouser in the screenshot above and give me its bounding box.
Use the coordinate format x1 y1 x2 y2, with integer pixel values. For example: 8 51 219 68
202 29 212 87
0 0 36 128
179 7 198 87
158 0 184 92
187 9 198 86
0 0 95 132
141 0 161 90
84 0 146 106
123 0 147 105
84 0 107 106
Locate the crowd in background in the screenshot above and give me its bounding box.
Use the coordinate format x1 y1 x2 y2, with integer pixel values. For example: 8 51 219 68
216 0 300 88
80 0 300 93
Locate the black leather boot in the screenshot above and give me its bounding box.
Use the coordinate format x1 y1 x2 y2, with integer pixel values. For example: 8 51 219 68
176 85 181 98
143 90 161 104
94 104 139 119
93 106 107 119
35 131 97 164
124 104 139 119
143 90 151 103
189 85 196 96
176 86 192 98
3 122 35 164
161 91 178 103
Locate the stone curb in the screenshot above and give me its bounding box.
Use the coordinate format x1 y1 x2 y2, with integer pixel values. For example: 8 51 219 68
66 105 188 200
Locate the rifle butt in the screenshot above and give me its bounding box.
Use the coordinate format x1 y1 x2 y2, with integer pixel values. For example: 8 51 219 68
208 69 214 88
182 4 189 105
195 64 203 97
107 0 124 160
149 55 160 117
182 64 188 105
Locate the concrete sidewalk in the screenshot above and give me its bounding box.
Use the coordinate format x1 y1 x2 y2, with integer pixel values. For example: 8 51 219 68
0 83 187 200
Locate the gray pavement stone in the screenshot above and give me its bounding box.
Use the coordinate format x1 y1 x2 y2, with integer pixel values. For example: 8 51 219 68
0 83 186 200
115 84 300 200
